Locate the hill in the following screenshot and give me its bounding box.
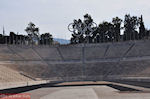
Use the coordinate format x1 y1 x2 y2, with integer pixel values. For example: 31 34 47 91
54 38 70 44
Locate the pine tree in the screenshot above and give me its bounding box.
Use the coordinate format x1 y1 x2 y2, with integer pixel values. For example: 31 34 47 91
139 15 146 39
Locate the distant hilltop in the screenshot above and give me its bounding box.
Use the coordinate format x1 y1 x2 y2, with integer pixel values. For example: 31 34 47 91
53 38 70 44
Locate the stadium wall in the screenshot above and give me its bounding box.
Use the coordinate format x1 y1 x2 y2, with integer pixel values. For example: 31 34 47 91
1 40 150 81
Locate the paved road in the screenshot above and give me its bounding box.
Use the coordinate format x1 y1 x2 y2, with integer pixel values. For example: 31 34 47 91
25 81 150 99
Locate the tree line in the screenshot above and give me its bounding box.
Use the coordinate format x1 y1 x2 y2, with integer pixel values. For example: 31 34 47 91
0 22 54 45
70 14 149 44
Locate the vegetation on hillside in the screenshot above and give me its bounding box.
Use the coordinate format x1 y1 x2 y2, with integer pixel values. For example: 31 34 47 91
70 14 149 44
0 22 54 45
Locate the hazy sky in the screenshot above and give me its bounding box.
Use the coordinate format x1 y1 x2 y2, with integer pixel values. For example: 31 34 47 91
0 0 150 39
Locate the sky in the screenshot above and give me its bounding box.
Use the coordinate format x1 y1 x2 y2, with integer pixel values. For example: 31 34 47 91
0 0 150 40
